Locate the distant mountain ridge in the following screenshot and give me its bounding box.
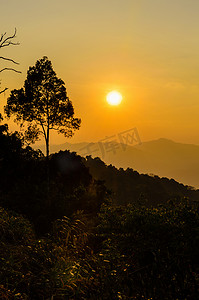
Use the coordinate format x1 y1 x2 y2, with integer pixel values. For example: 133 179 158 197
33 138 199 188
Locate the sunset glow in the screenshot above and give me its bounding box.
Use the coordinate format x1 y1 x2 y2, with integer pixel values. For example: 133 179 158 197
106 91 123 106
0 2 199 296
1 0 199 146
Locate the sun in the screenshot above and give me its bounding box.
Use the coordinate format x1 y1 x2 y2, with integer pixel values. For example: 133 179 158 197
106 91 123 106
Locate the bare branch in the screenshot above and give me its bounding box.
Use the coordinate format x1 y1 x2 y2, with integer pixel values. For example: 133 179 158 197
0 56 19 65
0 32 6 43
0 87 8 94
0 32 6 40
0 67 21 73
0 41 20 48
0 28 19 49
0 28 21 92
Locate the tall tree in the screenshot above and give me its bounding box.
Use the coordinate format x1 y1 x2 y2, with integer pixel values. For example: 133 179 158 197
0 28 21 94
4 56 81 157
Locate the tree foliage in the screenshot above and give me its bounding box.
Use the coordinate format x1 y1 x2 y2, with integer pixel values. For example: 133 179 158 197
4 56 81 156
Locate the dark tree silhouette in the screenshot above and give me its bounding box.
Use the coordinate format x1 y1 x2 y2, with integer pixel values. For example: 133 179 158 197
0 28 21 94
4 56 81 157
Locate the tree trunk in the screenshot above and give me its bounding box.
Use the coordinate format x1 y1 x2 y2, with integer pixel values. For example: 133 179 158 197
46 136 49 158
46 95 51 209
46 125 50 209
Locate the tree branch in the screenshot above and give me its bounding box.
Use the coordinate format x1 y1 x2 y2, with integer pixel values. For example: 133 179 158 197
49 126 57 130
0 32 6 43
0 87 8 94
40 120 47 142
38 130 45 136
0 67 21 73
0 42 19 48
0 28 19 48
0 56 19 65
0 29 21 76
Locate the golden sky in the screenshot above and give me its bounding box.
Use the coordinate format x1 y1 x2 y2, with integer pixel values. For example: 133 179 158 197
1 0 199 145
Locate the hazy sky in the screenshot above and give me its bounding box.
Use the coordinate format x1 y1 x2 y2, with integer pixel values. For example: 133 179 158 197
1 0 199 145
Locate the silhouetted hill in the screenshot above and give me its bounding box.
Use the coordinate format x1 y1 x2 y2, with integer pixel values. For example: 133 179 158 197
0 126 109 234
135 138 199 188
82 156 199 206
1 126 198 299
34 138 199 188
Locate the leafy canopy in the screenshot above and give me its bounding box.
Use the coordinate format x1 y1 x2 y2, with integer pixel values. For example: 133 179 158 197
4 56 81 146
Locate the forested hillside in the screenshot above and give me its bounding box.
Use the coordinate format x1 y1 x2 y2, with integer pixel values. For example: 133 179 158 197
0 122 198 299
83 156 199 206
39 138 199 188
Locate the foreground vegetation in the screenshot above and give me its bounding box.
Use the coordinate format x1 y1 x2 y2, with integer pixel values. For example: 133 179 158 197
0 199 198 299
0 119 199 299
